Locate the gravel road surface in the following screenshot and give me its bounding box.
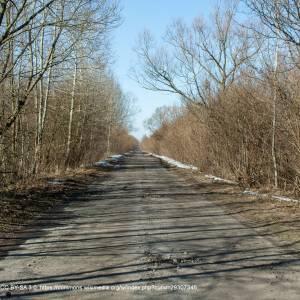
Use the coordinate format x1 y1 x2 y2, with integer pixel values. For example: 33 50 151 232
0 151 300 299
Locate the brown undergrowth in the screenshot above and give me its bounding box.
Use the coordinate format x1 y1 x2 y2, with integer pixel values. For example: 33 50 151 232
0 167 110 235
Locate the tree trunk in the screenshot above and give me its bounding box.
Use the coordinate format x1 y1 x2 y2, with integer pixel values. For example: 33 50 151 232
272 3 279 189
66 58 78 166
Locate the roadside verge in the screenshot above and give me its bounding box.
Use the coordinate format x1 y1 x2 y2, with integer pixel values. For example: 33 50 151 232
148 152 300 251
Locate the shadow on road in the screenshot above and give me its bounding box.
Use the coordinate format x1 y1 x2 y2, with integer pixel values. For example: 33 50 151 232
1 151 300 299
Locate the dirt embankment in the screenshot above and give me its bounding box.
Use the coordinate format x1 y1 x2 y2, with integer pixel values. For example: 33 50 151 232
0 168 109 235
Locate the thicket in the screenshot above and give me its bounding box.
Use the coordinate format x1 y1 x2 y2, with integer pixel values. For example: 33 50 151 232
0 0 137 187
139 1 300 193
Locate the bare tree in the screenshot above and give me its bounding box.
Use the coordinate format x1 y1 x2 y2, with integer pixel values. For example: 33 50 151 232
0 0 121 138
133 4 259 106
0 0 138 186
244 0 300 45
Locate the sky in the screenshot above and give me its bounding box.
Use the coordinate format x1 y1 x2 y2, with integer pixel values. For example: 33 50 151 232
113 0 218 139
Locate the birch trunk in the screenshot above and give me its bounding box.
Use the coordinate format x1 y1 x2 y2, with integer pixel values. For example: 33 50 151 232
272 2 279 188
66 58 78 165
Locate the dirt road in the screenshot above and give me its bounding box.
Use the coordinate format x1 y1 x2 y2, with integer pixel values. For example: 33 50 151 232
0 151 300 299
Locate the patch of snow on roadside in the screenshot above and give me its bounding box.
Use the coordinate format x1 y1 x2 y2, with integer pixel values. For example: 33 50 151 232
150 153 198 170
272 195 299 203
110 154 123 159
242 189 299 203
48 179 65 185
94 153 123 169
95 160 113 168
204 174 237 184
242 189 260 196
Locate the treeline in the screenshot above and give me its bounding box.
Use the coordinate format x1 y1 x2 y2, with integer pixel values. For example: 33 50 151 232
0 0 136 187
138 1 300 194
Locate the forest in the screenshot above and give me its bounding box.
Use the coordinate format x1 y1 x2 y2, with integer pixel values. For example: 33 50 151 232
138 0 300 194
0 0 136 187
1 1 300 298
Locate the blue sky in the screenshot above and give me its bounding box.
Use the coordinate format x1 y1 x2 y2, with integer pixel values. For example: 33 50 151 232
113 0 218 139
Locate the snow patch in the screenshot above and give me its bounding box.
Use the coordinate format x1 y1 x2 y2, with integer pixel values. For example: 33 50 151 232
150 153 198 170
242 189 299 203
205 174 236 184
95 154 123 169
271 195 299 203
109 154 123 159
48 178 65 185
242 189 260 196
95 160 114 168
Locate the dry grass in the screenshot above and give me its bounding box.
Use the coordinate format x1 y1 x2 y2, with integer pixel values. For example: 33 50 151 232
0 167 110 234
